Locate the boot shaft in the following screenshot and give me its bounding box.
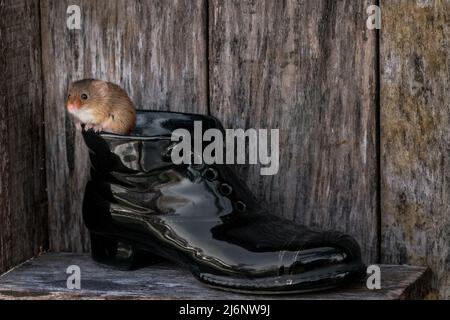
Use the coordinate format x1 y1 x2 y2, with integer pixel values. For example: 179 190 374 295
82 110 258 225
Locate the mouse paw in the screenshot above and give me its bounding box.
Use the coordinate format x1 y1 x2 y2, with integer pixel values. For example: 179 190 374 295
93 125 103 133
75 122 83 131
84 123 95 131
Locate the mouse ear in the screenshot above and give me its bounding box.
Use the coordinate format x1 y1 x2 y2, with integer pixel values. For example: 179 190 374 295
92 80 109 94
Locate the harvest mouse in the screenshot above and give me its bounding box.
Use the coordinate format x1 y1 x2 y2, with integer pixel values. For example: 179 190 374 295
66 79 137 135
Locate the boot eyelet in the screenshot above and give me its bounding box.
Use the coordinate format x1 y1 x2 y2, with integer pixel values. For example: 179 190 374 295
219 183 233 196
235 201 247 212
203 168 218 181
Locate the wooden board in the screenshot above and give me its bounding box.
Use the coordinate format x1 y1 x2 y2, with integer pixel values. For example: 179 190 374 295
209 0 378 264
0 0 48 274
0 253 431 300
380 0 450 299
40 0 208 252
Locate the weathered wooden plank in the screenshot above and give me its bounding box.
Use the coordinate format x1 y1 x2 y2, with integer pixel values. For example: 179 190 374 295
40 0 208 252
0 0 48 274
209 0 378 264
0 253 430 300
380 0 450 299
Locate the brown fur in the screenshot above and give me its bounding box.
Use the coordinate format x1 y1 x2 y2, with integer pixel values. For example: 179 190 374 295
66 79 137 134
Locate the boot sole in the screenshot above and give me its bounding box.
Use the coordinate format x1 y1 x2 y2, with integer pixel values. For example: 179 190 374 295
90 231 366 295
196 261 365 295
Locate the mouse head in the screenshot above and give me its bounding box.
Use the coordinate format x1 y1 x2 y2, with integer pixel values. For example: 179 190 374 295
66 79 108 113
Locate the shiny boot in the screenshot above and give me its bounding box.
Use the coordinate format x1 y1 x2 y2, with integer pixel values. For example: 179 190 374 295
82 110 366 294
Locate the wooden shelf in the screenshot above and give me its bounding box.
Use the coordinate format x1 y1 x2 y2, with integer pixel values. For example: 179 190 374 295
0 253 431 300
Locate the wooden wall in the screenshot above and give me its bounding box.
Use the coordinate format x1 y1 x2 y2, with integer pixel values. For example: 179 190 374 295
0 0 448 298
380 0 450 299
40 0 378 263
0 0 48 274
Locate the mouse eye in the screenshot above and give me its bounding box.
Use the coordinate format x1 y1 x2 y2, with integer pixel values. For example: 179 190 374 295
67 94 71 99
81 93 88 100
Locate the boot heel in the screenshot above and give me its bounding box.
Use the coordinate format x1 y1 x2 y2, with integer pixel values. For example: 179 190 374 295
90 232 164 270
90 232 137 270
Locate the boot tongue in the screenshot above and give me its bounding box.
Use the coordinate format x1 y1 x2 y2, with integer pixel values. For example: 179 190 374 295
133 111 219 137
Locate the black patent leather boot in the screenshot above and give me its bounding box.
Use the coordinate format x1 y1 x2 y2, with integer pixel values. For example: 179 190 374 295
82 110 366 294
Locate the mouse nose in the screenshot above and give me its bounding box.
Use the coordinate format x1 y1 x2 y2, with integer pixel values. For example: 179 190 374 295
67 103 78 111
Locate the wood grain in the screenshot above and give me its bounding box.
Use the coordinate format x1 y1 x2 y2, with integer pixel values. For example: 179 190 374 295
380 0 450 299
209 0 378 263
1 0 447 299
40 0 208 252
0 0 48 274
0 253 431 300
